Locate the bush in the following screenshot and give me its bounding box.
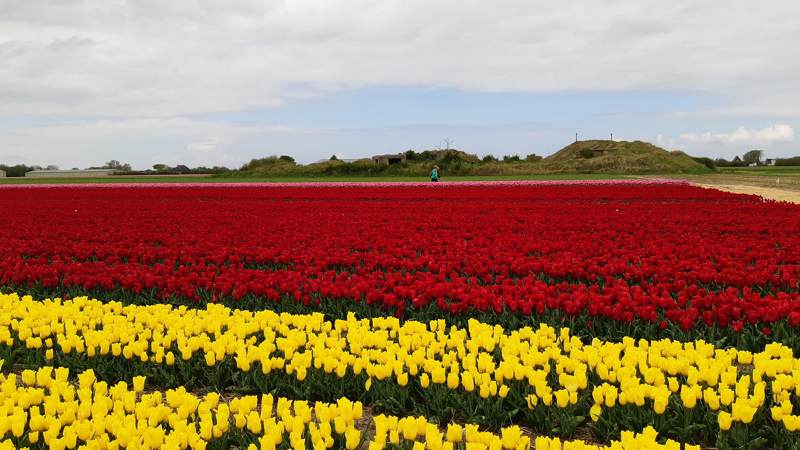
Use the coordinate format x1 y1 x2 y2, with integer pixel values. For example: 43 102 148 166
404 150 423 161
0 164 37 177
691 157 717 170
525 154 543 162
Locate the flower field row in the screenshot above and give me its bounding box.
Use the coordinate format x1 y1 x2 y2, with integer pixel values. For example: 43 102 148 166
2 292 799 448
0 362 697 450
3 183 800 450
2 184 799 346
0 179 686 189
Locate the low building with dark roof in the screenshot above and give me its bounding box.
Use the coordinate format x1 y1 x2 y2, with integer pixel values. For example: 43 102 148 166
25 169 117 178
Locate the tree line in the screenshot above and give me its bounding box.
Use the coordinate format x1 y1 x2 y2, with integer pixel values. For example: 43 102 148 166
5 148 800 178
0 160 232 177
691 150 800 169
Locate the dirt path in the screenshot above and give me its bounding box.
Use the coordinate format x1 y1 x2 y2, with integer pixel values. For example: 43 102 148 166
694 183 800 204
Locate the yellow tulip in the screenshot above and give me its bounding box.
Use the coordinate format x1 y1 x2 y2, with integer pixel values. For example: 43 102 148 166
590 404 602 421
133 376 146 393
718 411 733 431
420 373 430 389
21 370 36 386
555 390 570 408
345 428 361 450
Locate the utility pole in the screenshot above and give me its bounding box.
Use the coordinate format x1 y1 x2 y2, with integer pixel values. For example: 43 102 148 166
575 132 578 142
610 132 613 141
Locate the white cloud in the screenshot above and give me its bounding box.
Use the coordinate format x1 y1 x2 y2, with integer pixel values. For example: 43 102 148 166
187 138 220 153
679 124 795 144
0 1 799 117
0 117 562 168
0 118 320 168
754 124 796 142
2 1 800 166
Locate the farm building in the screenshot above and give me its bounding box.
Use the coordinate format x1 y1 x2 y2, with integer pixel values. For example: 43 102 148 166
25 169 116 178
371 153 406 165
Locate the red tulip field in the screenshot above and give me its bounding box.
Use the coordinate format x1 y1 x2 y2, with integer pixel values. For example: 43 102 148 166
1 181 799 449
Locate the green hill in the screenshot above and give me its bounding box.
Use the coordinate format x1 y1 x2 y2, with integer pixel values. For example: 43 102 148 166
225 141 710 178
542 140 707 173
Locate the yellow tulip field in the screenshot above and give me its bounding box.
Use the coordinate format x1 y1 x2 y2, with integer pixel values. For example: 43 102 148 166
0 292 798 449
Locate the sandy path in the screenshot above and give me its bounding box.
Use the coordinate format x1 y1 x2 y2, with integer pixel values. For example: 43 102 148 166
695 183 800 204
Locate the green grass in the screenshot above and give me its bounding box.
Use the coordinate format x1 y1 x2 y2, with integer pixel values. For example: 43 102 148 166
0 173 627 184
4 169 800 185
716 166 800 176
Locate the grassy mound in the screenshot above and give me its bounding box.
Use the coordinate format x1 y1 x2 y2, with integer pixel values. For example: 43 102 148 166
224 141 710 178
543 140 708 173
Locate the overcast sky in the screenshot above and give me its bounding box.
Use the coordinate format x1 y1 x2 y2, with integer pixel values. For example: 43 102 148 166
1 0 799 169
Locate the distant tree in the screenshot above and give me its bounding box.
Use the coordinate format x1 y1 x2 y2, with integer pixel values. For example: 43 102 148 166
502 155 521 162
0 164 35 177
482 155 498 163
525 154 543 162
440 138 453 150
91 160 132 171
152 164 168 171
46 165 60 170
714 158 731 167
182 165 223 174
732 155 743 166
776 156 800 166
404 150 423 161
174 165 191 174
71 167 80 171
742 150 764 165
329 155 338 161
278 155 295 163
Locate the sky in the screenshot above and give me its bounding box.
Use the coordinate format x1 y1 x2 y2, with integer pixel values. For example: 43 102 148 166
1 0 799 169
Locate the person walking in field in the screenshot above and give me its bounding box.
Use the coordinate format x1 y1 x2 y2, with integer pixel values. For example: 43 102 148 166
431 165 440 182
